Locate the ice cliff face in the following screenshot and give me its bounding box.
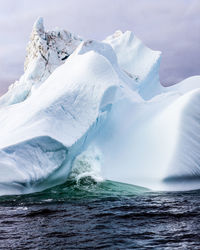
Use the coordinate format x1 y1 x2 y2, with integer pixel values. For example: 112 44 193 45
0 18 200 195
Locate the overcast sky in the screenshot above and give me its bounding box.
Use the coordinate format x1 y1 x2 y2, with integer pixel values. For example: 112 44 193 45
0 0 199 95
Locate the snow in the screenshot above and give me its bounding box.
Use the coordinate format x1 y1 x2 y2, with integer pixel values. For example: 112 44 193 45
0 18 200 195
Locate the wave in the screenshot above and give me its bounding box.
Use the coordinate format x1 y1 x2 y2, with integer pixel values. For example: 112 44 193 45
0 179 148 205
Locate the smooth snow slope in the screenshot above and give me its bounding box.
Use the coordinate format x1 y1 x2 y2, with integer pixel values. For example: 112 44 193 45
0 19 200 195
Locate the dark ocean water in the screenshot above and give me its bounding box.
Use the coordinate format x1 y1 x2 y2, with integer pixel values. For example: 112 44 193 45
0 179 200 249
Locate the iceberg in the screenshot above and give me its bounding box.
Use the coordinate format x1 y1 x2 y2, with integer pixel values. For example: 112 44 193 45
0 18 200 195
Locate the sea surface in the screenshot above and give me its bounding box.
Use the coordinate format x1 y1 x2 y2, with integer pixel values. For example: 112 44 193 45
0 179 200 249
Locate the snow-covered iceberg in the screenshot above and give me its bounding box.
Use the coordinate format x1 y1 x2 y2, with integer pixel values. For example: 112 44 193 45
0 18 200 195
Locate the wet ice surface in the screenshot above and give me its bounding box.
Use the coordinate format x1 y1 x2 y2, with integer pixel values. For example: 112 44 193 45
0 181 199 249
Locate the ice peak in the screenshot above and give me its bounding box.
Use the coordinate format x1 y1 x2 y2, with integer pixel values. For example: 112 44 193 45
0 18 83 107
33 17 45 35
24 17 83 72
